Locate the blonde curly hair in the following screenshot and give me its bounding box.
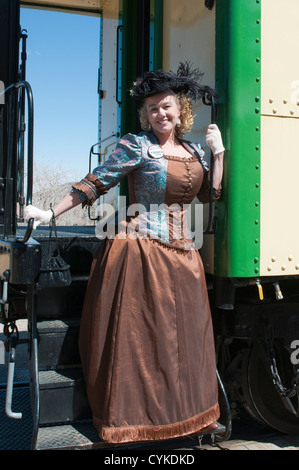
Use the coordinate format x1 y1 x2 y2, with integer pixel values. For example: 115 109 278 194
138 92 195 138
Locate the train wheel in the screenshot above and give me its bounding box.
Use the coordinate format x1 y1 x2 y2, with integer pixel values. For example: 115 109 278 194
240 346 270 428
242 341 299 434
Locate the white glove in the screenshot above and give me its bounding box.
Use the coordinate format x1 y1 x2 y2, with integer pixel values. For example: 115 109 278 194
206 124 225 156
24 205 53 229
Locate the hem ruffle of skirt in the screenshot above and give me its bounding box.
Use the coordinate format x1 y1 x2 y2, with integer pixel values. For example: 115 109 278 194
94 403 220 444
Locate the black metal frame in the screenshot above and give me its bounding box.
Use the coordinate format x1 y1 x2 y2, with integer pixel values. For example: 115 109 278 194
202 93 217 234
3 81 34 242
0 0 20 238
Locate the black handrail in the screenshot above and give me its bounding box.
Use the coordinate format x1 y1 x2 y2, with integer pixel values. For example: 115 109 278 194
203 92 217 234
88 132 120 221
116 25 123 106
205 0 215 10
2 81 34 242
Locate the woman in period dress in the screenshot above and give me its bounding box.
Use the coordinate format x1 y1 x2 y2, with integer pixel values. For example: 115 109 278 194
25 64 225 444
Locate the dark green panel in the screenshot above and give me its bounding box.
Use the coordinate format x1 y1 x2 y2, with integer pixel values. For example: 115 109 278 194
119 0 163 198
118 0 139 197
119 0 163 136
119 0 139 137
214 0 261 277
150 0 163 71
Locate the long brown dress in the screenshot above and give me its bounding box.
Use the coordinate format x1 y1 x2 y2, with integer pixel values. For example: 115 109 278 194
77 145 220 444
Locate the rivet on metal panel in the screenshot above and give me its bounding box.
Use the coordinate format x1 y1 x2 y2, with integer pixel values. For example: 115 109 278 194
269 98 274 103
281 265 286 271
295 264 299 270
283 99 288 104
290 110 295 115
273 109 277 114
267 266 272 272
271 256 276 262
288 255 293 261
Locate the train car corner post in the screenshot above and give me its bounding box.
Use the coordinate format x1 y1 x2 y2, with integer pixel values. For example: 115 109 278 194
214 0 261 279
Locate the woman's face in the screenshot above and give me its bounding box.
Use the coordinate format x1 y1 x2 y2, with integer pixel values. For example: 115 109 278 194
145 91 180 137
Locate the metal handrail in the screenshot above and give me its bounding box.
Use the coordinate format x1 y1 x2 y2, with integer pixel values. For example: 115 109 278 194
2 81 34 242
202 92 217 234
88 133 120 221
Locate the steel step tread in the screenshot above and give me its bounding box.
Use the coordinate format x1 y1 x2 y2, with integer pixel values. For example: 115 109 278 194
36 317 81 367
37 317 80 333
38 368 91 425
36 422 106 450
39 367 84 389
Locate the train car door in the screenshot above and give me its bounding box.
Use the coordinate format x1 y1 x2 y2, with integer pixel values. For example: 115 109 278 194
162 0 217 269
90 0 121 215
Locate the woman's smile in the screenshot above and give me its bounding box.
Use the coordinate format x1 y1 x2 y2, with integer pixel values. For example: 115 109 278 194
145 91 180 138
157 118 170 126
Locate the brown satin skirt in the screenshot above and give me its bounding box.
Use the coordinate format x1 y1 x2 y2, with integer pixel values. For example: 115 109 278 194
78 236 219 444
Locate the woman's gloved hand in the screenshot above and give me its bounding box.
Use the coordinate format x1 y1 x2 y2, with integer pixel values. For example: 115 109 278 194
24 205 53 229
206 124 225 156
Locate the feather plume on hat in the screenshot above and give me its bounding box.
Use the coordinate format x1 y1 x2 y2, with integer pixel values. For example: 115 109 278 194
130 61 216 103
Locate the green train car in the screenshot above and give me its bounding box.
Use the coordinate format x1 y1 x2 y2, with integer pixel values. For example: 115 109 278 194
0 0 298 449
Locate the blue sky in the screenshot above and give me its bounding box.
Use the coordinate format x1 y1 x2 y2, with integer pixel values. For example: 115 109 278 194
20 7 101 181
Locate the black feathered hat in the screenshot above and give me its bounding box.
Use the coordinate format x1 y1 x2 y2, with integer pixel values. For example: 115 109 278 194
130 62 216 103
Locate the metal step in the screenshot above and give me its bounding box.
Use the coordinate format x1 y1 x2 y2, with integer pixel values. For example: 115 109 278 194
37 318 81 367
39 368 91 425
36 421 104 450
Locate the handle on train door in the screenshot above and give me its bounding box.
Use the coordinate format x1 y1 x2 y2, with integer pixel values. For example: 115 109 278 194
203 93 217 234
87 133 120 221
116 25 123 106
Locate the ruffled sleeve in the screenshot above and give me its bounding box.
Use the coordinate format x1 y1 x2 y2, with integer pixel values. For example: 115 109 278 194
72 133 142 207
